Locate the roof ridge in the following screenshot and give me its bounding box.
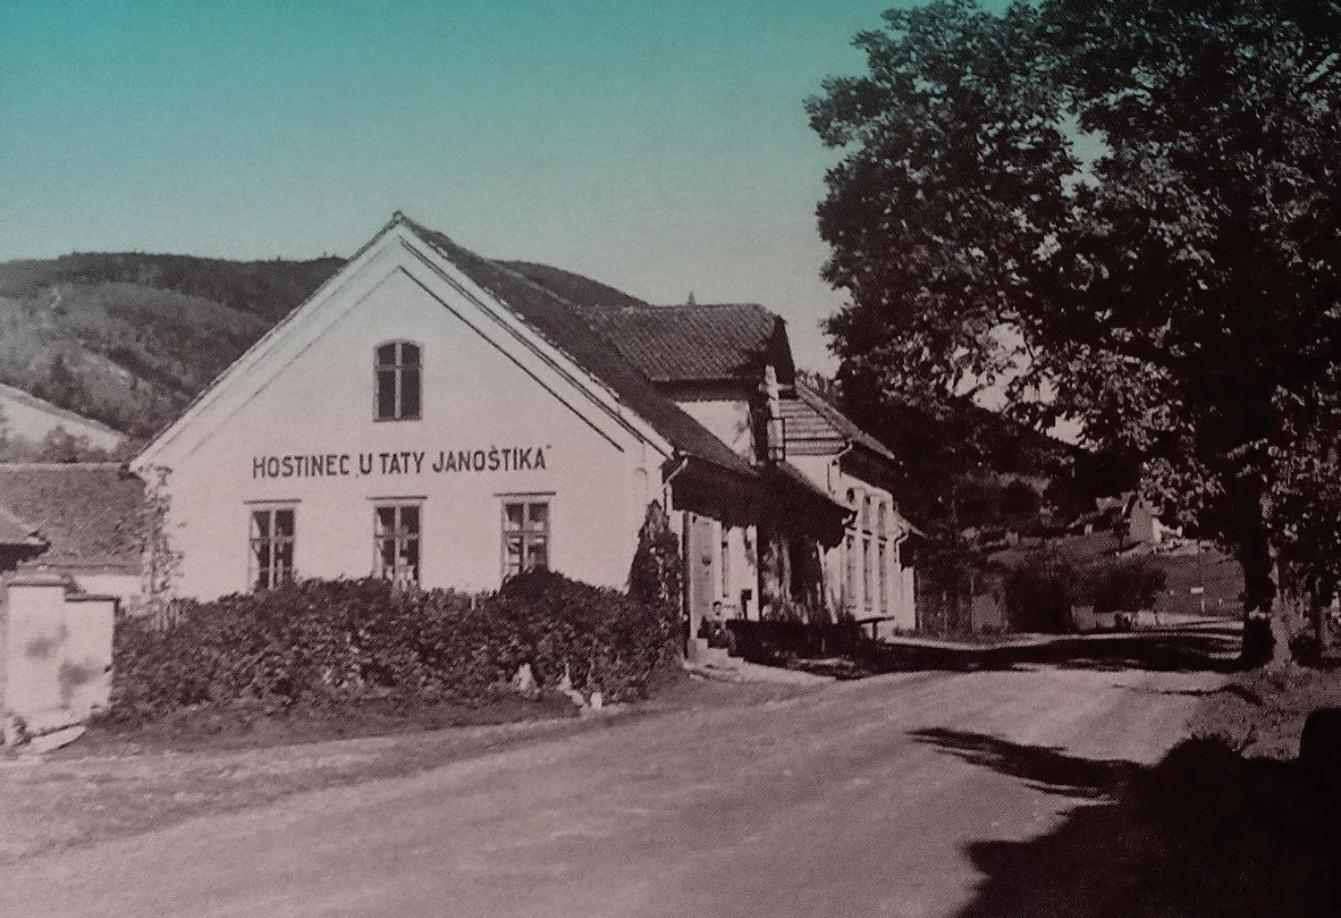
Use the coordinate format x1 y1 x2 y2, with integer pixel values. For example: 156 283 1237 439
132 215 395 461
0 461 125 470
396 216 757 479
400 218 644 392
649 301 772 312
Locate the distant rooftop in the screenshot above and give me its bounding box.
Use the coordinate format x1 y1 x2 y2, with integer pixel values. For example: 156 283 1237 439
584 303 794 385
0 463 144 571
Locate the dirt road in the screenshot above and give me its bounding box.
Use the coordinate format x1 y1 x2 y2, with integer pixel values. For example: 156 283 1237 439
0 666 1220 917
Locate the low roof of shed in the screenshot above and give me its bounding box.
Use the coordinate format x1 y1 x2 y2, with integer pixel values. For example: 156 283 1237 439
0 463 143 570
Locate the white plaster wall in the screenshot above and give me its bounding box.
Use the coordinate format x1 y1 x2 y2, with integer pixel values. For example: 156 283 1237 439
718 521 758 619
734 523 759 619
153 267 655 600
786 454 917 630
70 572 141 608
677 399 754 459
1 581 114 724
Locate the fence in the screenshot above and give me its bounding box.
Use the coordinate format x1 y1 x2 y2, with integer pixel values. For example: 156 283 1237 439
724 619 871 663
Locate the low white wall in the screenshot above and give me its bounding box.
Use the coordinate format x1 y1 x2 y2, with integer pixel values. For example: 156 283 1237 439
70 571 142 613
1 574 115 732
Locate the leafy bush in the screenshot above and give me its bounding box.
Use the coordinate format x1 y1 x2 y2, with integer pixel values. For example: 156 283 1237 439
1081 558 1168 613
627 501 683 607
999 553 1168 632
110 571 679 723
1003 554 1077 632
1289 631 1323 666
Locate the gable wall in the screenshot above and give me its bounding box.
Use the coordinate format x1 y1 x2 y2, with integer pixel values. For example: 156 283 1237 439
676 399 754 460
151 261 660 601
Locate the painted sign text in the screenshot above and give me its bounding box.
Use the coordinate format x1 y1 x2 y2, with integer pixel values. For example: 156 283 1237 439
251 446 549 479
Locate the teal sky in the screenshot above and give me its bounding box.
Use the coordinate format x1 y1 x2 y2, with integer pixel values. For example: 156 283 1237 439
0 1 1008 371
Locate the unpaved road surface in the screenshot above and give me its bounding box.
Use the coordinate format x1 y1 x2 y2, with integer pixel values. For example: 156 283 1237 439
0 666 1220 917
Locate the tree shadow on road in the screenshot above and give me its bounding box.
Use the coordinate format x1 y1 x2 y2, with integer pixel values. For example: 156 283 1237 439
908 728 1139 799
873 630 1242 675
913 730 1341 917
1019 632 1242 674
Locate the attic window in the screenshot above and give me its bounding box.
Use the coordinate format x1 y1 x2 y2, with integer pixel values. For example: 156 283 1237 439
375 342 421 421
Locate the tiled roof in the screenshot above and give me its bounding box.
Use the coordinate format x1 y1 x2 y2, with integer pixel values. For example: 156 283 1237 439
584 303 793 384
496 262 651 312
781 381 899 464
778 396 847 455
0 503 43 547
401 219 755 478
0 463 144 570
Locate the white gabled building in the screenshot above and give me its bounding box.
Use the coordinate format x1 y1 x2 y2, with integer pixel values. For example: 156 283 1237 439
132 213 918 652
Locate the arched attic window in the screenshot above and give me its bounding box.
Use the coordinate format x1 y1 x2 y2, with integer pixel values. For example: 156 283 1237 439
375 341 422 421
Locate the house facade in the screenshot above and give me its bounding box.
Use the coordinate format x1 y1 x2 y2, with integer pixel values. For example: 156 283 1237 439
131 214 918 650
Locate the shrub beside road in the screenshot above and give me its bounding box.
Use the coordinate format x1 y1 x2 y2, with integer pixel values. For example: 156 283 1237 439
113 571 679 726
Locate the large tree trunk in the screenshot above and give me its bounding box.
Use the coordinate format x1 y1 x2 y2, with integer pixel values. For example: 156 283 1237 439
1314 578 1335 654
1238 509 1290 667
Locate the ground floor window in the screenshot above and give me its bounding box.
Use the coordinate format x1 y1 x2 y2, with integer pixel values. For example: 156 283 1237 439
503 498 549 580
862 536 873 610
249 506 295 591
845 532 858 609
375 503 421 587
878 540 888 613
720 522 731 599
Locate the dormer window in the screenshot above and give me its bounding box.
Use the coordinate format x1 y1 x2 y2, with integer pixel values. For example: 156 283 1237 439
375 341 421 421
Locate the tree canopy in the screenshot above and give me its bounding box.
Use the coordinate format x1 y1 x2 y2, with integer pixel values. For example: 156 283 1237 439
809 0 1341 660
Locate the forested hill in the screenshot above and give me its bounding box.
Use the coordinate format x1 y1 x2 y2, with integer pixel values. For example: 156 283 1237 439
0 253 343 441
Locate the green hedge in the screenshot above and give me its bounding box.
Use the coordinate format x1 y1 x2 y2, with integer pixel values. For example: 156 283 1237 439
110 571 679 723
1082 558 1167 614
1004 554 1170 632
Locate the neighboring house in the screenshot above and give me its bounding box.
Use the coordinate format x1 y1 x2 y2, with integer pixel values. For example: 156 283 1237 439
1074 491 1182 548
781 382 920 632
130 213 916 654
0 463 145 606
585 300 918 632
0 504 46 571
0 383 126 455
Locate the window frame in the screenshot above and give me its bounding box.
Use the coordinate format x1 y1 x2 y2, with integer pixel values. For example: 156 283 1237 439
862 535 873 610
500 495 552 582
373 340 423 422
877 501 889 614
844 531 858 610
247 503 297 592
373 500 423 588
720 520 732 599
878 539 888 614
